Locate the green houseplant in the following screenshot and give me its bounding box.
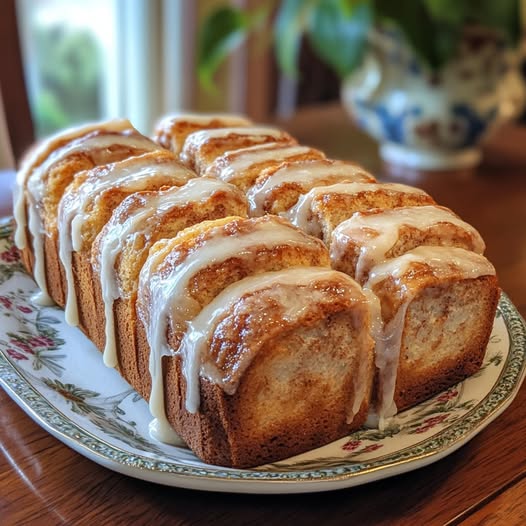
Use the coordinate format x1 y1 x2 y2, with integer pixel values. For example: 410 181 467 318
198 0 525 170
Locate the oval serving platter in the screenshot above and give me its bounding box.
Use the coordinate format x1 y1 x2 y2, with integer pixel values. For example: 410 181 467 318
0 225 525 494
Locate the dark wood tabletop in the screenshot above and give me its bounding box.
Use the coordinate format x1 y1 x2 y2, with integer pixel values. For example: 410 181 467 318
1 104 526 525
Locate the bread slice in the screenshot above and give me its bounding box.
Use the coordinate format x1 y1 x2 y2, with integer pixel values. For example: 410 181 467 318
180 127 296 174
203 142 325 192
159 267 374 467
90 178 248 388
247 159 376 216
56 151 194 345
153 113 252 155
136 215 331 401
331 205 486 284
15 120 161 306
364 246 499 426
285 182 436 244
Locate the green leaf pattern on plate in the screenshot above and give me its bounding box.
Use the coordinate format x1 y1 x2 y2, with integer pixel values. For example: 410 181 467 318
0 226 524 486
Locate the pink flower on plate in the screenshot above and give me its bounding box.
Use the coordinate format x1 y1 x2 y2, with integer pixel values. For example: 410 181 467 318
342 439 362 452
360 443 383 454
0 245 19 263
29 335 54 347
0 296 12 309
17 305 32 314
11 340 34 354
423 414 449 426
6 348 28 361
436 389 458 403
413 413 450 434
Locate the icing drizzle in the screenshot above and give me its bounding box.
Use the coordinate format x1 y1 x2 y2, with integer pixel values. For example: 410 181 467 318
285 182 428 236
21 123 158 305
95 178 243 368
58 152 192 326
364 245 496 427
137 218 329 423
247 159 375 216
206 143 322 184
331 205 486 283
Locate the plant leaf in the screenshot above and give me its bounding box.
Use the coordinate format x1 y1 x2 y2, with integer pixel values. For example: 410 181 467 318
374 0 456 70
274 0 318 77
307 0 373 78
197 6 250 90
470 0 521 46
423 0 468 25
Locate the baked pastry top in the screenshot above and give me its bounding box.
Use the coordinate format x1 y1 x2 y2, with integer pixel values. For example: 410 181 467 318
13 112 500 468
247 158 376 216
330 205 486 284
180 126 296 174
154 113 252 154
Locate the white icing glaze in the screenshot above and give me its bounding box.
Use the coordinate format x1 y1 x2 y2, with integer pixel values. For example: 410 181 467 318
183 126 288 151
96 178 240 368
157 112 251 127
285 182 427 236
14 119 132 250
247 160 373 216
348 288 382 421
137 219 328 422
331 205 486 283
199 285 333 393
59 153 191 327
25 129 158 306
209 143 317 183
148 417 187 447
177 267 341 413
366 245 495 288
364 246 496 426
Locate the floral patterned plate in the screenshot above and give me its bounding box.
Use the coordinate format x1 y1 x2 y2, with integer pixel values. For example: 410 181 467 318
0 225 525 494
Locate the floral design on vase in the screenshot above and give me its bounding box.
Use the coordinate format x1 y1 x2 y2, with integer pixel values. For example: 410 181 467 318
342 29 525 170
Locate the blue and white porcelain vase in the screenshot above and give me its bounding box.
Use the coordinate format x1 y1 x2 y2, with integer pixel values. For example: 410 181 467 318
342 28 525 170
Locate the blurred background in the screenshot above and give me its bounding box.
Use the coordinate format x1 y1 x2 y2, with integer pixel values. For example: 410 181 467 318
0 0 347 167
1 0 526 171
15 0 344 130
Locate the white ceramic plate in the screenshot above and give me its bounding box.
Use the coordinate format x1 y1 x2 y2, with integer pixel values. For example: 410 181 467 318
0 227 525 494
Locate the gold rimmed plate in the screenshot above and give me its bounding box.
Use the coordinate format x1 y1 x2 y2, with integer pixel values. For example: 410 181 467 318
0 228 524 494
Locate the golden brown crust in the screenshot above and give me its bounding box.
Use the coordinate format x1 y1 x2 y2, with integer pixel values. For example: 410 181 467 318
20 126 162 306
332 217 486 282
62 151 193 254
204 144 326 192
136 216 332 398
162 283 374 468
90 182 249 389
153 115 252 154
73 252 103 347
395 276 500 410
33 130 159 236
94 184 248 297
181 129 296 174
250 159 377 216
313 189 436 244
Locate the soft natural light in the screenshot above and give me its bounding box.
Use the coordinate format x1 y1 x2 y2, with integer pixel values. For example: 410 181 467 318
17 0 117 137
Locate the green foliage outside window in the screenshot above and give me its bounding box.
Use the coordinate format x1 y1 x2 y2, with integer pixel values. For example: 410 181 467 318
198 0 521 89
32 25 101 137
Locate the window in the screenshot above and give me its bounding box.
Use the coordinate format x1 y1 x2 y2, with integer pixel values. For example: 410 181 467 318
16 0 204 137
15 0 278 141
17 0 115 137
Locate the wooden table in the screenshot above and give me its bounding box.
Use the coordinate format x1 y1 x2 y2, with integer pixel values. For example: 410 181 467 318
1 105 526 525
